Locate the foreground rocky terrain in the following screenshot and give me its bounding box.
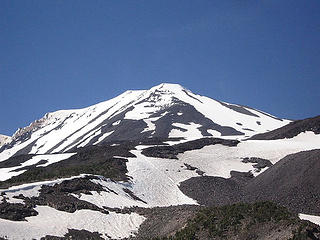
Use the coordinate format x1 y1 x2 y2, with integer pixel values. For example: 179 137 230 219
145 202 320 240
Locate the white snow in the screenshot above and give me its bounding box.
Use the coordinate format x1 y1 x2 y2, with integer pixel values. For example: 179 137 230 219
94 131 114 145
0 153 75 181
0 174 88 192
124 131 320 207
141 119 156 133
207 129 222 137
126 150 198 207
76 129 102 148
112 120 121 126
141 113 168 134
74 178 147 209
169 122 203 139
179 131 320 178
0 90 144 161
0 175 90 205
299 213 320 226
0 175 146 240
0 206 145 240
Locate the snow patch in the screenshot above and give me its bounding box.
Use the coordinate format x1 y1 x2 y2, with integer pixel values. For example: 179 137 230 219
207 129 222 137
169 122 203 139
0 206 145 240
94 131 114 144
126 150 198 207
179 131 320 178
112 120 121 126
74 178 147 209
299 213 320 226
0 153 75 181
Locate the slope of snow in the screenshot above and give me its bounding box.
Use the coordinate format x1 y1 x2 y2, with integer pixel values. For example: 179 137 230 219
179 131 320 178
169 122 203 139
0 175 90 206
94 131 114 145
134 83 290 139
0 206 145 240
0 90 144 161
0 153 76 181
159 84 291 135
126 149 198 207
123 132 320 207
299 213 320 226
0 174 89 195
74 178 147 209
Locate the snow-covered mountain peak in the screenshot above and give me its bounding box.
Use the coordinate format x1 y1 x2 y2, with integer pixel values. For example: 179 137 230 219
0 83 291 161
149 83 187 92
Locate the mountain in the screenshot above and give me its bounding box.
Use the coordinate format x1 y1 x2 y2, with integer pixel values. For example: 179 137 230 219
0 83 289 162
0 83 319 240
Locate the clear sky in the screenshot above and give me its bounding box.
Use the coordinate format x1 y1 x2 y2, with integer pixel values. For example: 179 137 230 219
1 0 319 136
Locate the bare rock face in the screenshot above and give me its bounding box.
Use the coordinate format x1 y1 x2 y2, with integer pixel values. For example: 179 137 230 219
244 149 320 215
0 134 11 147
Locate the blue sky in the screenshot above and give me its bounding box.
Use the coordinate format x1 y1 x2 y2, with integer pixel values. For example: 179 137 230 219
1 0 319 136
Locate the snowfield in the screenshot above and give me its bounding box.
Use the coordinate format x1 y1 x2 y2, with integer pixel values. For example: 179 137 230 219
0 206 145 240
124 131 320 206
179 131 320 178
0 153 76 181
126 149 198 207
74 178 148 209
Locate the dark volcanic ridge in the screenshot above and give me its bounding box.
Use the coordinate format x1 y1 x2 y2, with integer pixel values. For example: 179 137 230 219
250 115 320 140
41 229 105 240
180 149 320 215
